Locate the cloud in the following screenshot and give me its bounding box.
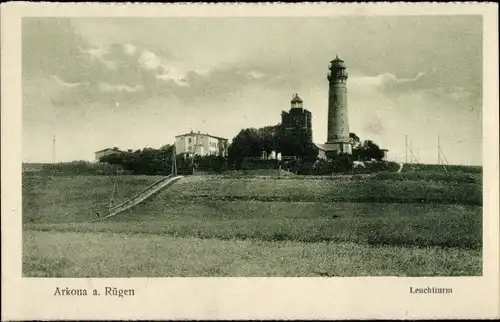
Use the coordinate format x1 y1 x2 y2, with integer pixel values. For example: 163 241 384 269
383 72 425 85
157 75 189 87
22 18 97 82
350 72 426 94
246 71 265 79
428 86 473 101
23 18 481 118
349 71 480 114
123 43 137 56
156 64 191 86
24 19 281 107
51 75 85 88
138 49 162 70
79 46 120 70
80 46 107 60
98 82 144 93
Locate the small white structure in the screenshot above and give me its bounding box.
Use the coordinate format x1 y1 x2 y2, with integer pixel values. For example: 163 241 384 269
365 158 378 164
352 161 366 169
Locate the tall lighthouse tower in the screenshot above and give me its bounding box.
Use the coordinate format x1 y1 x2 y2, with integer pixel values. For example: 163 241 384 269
325 55 352 155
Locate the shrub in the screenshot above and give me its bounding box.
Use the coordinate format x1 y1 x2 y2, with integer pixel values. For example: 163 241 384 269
41 161 123 176
297 161 315 175
371 171 481 184
403 164 482 174
311 159 335 175
351 161 401 174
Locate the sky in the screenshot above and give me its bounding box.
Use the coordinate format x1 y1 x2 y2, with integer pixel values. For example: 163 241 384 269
22 16 483 165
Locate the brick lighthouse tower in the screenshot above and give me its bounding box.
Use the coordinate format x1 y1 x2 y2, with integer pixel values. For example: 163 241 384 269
324 55 352 155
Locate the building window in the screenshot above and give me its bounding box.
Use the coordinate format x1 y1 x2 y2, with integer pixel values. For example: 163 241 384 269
188 138 192 144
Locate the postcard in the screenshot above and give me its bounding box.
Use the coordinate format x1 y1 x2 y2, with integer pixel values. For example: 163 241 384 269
1 2 499 320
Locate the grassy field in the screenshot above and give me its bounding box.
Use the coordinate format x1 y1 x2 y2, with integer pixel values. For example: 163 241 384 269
24 231 481 277
402 163 482 174
29 201 481 249
23 168 483 277
22 163 47 172
22 174 164 223
157 176 482 205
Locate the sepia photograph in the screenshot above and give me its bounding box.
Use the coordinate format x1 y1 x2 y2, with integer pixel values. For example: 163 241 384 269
21 15 484 278
2 2 499 320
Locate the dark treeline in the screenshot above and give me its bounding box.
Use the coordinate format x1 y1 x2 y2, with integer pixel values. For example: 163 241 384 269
228 124 318 169
349 134 387 162
33 161 123 176
100 145 228 175
97 127 388 175
227 124 387 170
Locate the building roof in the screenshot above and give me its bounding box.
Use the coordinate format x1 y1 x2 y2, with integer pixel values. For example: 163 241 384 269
313 143 328 151
331 55 344 62
313 143 350 151
314 143 388 153
291 93 303 103
330 55 347 68
175 131 228 141
95 148 121 153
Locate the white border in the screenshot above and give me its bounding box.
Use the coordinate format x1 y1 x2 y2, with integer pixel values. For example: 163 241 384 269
1 2 499 320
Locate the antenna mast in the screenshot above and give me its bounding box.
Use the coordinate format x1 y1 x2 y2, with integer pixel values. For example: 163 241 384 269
408 139 419 164
171 145 177 176
109 178 117 211
405 135 419 164
410 139 413 164
52 135 56 164
438 136 449 173
438 136 440 165
405 134 408 164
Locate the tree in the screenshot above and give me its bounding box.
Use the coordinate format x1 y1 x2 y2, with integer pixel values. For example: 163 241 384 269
257 125 280 153
355 140 385 161
159 144 173 151
349 132 361 148
194 155 227 173
99 152 123 165
276 125 317 159
349 133 386 162
228 121 320 170
227 128 261 168
100 147 172 175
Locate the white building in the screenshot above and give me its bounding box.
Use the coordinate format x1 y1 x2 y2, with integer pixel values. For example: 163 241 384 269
174 131 228 157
